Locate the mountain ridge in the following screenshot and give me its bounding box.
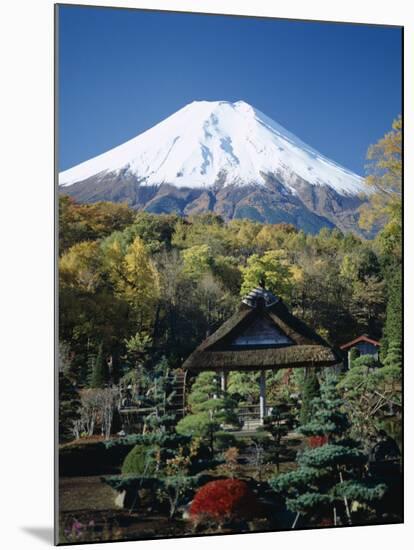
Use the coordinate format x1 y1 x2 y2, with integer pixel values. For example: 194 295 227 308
59 100 369 235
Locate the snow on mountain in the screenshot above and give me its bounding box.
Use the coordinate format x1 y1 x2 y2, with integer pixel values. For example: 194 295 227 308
59 100 366 196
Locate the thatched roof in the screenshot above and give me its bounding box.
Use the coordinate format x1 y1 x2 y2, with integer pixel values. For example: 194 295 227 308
183 287 341 373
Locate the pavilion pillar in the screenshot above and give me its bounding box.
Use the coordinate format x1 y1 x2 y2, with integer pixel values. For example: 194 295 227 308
220 370 228 393
259 369 266 424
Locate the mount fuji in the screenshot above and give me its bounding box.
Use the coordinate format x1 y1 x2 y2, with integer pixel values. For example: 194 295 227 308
59 100 369 234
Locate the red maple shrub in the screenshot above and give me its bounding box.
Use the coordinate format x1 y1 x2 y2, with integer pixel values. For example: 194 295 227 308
308 435 328 448
189 479 258 524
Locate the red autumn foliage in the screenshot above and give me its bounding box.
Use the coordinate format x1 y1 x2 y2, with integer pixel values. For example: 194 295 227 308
308 435 328 448
189 479 258 522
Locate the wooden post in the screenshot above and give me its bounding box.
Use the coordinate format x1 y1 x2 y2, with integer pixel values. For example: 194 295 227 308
259 369 266 423
220 370 227 393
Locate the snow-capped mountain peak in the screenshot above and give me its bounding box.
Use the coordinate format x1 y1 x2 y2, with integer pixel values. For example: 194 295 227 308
59 100 366 196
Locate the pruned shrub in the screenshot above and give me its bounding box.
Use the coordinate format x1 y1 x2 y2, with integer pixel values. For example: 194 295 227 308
189 479 259 525
214 431 237 451
352 354 379 369
121 444 159 475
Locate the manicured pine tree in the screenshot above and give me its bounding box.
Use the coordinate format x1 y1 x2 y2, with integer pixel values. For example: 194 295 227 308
176 371 240 455
104 359 204 517
108 356 189 478
141 356 178 434
269 374 386 528
263 399 296 472
382 340 402 369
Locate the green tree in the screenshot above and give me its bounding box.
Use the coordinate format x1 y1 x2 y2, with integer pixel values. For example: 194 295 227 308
270 375 386 527
181 244 213 280
227 371 259 405
229 218 262 256
254 223 298 252
176 372 239 454
212 255 242 294
111 436 199 518
59 196 135 253
381 269 402 363
122 331 152 387
383 341 402 369
240 250 293 299
121 443 160 476
348 346 360 368
263 399 296 471
124 211 178 253
59 372 81 442
299 369 320 424
141 356 178 434
90 342 109 388
338 357 401 441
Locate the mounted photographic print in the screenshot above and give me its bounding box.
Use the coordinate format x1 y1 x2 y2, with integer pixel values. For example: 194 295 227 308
55 3 403 545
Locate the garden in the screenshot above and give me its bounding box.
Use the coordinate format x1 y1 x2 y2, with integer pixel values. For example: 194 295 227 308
58 118 402 543
59 358 401 543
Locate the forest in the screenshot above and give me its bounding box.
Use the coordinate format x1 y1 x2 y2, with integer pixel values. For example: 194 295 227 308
58 117 402 543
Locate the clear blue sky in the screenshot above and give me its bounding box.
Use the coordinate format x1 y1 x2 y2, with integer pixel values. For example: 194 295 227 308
58 5 402 175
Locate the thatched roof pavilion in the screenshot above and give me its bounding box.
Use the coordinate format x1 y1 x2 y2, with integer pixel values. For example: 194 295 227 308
183 287 340 373
183 287 341 422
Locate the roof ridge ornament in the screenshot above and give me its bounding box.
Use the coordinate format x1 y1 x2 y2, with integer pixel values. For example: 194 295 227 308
242 286 279 309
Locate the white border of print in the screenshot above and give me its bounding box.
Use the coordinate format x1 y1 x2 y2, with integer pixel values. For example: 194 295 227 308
0 1 411 549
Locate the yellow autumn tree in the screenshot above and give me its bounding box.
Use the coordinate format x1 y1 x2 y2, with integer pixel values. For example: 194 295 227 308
105 236 160 324
254 223 297 251
359 115 402 230
60 241 102 292
123 237 159 303
230 219 261 252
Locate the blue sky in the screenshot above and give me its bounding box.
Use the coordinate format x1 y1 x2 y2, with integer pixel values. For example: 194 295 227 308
58 5 402 175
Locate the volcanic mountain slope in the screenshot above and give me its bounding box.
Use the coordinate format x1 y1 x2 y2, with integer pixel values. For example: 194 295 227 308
59 100 369 234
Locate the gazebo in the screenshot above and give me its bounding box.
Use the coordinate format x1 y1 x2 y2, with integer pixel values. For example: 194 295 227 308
183 287 341 423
